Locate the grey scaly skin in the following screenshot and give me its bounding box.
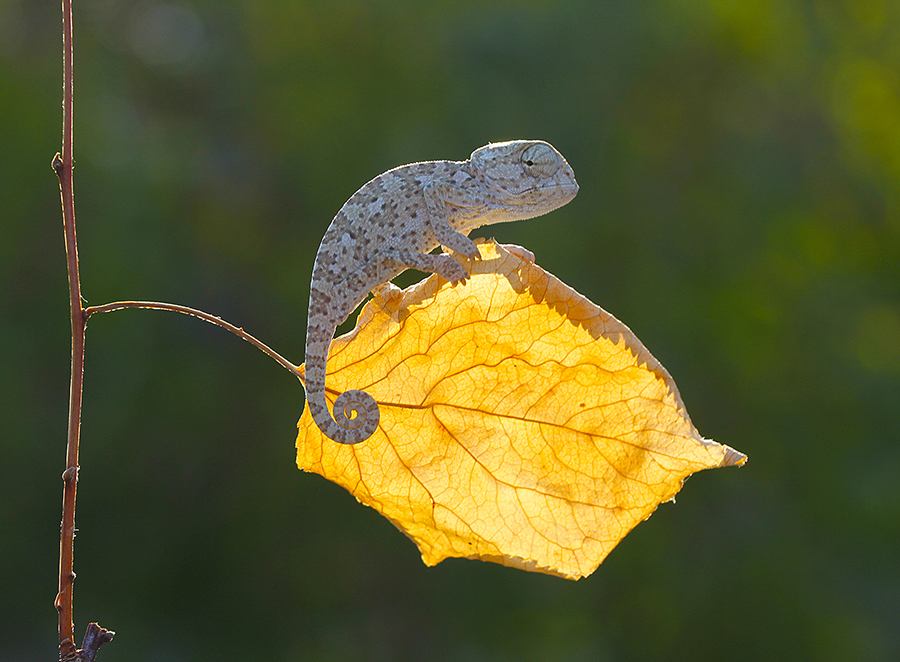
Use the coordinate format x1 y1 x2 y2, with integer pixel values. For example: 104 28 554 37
305 140 579 444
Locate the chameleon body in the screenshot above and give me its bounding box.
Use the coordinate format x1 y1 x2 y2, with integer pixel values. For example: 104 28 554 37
305 140 578 444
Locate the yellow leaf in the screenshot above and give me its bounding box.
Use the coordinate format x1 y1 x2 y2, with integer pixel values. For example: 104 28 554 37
296 241 746 580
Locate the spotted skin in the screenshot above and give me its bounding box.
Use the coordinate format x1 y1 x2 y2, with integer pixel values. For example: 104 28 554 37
305 140 579 444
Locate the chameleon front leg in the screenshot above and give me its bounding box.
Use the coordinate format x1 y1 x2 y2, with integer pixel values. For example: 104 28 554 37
377 249 471 285
423 181 483 262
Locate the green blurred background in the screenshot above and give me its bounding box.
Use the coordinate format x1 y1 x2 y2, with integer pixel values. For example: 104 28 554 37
2 0 898 660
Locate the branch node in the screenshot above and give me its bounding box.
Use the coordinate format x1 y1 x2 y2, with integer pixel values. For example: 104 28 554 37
52 152 64 175
62 466 79 483
59 638 77 661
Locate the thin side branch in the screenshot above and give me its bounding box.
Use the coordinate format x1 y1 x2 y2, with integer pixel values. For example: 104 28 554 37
85 301 305 381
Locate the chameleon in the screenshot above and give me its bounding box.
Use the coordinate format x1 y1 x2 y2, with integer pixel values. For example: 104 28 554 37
304 139 579 444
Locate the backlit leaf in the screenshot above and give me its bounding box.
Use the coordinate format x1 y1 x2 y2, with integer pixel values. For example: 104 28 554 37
296 241 746 579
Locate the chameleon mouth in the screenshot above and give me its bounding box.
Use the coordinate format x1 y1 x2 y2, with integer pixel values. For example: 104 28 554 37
510 183 579 219
527 181 579 199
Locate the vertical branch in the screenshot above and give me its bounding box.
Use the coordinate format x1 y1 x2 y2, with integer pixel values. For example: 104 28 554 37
53 0 80 653
53 0 113 659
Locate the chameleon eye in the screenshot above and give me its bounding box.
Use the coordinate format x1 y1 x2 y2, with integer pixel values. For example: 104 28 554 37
521 143 561 177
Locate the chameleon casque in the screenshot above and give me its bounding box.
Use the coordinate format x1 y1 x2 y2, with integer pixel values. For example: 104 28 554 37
304 140 579 444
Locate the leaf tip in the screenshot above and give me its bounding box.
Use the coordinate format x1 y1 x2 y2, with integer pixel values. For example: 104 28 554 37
719 444 748 468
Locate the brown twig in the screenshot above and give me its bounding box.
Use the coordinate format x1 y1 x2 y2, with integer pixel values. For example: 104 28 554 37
85 301 305 380
52 2 305 657
75 623 116 662
53 0 114 659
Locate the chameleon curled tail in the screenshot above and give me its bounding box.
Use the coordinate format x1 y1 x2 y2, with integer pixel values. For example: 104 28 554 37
303 320 380 444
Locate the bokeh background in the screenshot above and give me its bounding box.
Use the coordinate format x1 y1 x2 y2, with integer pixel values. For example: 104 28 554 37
2 1 898 660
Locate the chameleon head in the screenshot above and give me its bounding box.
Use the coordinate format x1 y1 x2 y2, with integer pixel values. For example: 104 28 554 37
469 140 579 223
